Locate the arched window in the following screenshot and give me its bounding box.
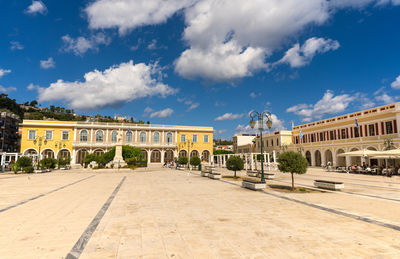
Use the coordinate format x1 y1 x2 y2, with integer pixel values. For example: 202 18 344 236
153 132 160 143
140 132 147 143
96 130 104 142
80 130 88 142
167 132 172 144
126 131 133 142
111 131 117 143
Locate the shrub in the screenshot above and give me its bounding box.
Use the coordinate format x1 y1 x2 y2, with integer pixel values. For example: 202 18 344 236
226 156 244 178
58 156 71 167
178 156 188 165
39 158 57 169
16 156 32 168
190 156 201 168
11 162 19 173
23 166 34 174
277 151 308 190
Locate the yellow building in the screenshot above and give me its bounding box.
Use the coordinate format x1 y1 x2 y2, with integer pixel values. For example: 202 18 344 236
19 120 213 166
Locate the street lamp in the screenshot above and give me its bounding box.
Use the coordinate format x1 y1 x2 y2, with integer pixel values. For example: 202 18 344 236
249 110 272 183
178 139 194 169
33 136 47 169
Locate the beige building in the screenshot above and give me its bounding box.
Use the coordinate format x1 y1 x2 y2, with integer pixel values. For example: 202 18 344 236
233 134 256 153
290 102 400 167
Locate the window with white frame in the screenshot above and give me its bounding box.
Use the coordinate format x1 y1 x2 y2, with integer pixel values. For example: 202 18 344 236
154 132 160 143
167 132 173 144
126 131 133 142
80 130 88 142
96 130 104 142
140 132 147 143
45 130 53 140
28 130 36 140
62 130 69 140
192 134 198 143
181 134 186 142
111 131 117 143
203 134 209 143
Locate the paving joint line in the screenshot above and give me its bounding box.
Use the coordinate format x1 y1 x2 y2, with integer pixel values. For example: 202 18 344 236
66 176 126 259
188 171 400 232
0 175 95 213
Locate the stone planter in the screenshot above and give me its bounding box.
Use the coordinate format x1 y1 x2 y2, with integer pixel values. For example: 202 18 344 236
208 173 221 180
314 180 344 191
242 180 266 190
201 171 209 177
35 169 45 173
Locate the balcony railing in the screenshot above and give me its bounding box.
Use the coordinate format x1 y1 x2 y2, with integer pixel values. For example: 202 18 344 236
73 141 177 147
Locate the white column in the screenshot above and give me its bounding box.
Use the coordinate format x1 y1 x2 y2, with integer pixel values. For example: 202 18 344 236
90 128 94 144
74 128 77 141
148 131 151 144
345 156 351 167
251 153 255 170
162 131 165 144
161 150 165 164
273 150 276 163
106 129 109 143
147 149 151 165
175 131 178 144
321 151 326 167
267 153 270 171
135 129 138 143
71 149 76 164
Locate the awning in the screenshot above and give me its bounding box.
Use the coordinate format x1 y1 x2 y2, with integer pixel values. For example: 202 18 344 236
337 149 381 157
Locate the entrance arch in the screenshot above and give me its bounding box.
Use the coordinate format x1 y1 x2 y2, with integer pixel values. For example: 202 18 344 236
179 150 187 158
164 150 174 162
305 151 311 165
76 149 89 165
201 150 210 162
190 150 199 158
24 149 38 156
57 149 71 159
336 149 346 167
151 150 161 163
350 147 361 165
93 149 105 156
314 150 322 167
42 149 55 159
325 150 333 165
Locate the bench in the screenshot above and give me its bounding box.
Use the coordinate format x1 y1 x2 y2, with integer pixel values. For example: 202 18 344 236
208 172 221 180
314 180 344 191
242 178 266 190
258 173 275 180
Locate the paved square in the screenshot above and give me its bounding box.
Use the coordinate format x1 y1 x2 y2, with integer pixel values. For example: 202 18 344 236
0 168 400 258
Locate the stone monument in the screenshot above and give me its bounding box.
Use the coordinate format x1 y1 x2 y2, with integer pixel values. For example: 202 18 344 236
112 130 127 167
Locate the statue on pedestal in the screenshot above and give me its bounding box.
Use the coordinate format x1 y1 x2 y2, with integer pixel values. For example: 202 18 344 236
111 129 127 168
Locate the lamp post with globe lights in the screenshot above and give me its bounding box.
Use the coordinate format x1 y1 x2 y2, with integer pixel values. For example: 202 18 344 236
249 111 273 183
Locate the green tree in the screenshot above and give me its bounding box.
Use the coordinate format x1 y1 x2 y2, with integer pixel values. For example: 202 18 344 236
277 151 308 190
16 156 32 169
226 156 244 178
29 100 38 107
178 156 188 165
214 150 234 155
190 156 201 169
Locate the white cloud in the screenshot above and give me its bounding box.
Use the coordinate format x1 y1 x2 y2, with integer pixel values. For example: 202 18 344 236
177 97 199 111
0 85 17 93
61 33 111 56
37 61 177 110
143 107 154 116
150 108 174 118
10 41 24 50
391 75 400 89
187 103 199 111
27 83 40 91
375 93 395 104
0 69 11 78
175 40 266 82
286 90 355 121
276 37 340 68
215 129 227 135
85 0 197 35
215 113 244 121
40 57 55 69
249 92 259 98
25 1 47 15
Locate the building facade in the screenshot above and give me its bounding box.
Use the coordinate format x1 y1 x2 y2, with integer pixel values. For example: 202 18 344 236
20 120 213 166
290 102 400 167
1 112 20 152
233 134 256 153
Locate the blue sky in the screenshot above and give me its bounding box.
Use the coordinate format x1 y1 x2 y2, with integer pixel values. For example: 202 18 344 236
1 0 400 139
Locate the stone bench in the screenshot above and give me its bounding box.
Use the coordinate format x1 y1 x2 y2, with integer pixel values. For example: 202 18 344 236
314 180 344 191
201 171 209 177
208 172 221 180
242 178 266 190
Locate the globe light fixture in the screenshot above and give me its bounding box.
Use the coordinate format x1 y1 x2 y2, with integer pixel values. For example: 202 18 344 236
249 110 273 183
